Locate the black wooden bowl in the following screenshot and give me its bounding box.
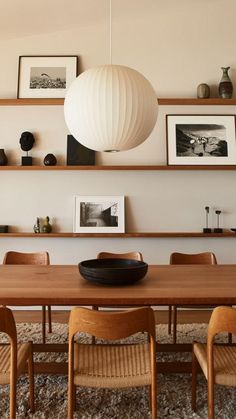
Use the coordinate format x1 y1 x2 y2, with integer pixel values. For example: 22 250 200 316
79 258 148 285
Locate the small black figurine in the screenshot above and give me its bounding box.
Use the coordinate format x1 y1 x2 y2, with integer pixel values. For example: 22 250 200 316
33 217 40 233
203 206 211 233
19 131 35 166
214 210 223 233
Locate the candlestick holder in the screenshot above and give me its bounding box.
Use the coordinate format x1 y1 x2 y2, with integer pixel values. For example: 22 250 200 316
214 210 223 233
203 206 211 233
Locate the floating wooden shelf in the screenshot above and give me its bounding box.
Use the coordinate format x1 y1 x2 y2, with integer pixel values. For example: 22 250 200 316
0 98 236 106
0 232 235 238
1 165 236 171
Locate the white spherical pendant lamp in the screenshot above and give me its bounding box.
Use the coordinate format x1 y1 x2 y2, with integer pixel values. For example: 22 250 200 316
64 64 158 152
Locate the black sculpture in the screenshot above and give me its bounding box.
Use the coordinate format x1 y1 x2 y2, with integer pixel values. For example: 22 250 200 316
214 210 223 233
19 131 35 166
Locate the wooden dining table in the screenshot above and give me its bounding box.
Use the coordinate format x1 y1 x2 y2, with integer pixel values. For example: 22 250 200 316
0 263 236 374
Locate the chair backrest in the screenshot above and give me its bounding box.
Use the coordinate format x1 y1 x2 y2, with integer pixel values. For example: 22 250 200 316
170 252 217 265
69 306 155 341
208 306 236 341
3 251 50 265
97 251 143 261
0 305 17 342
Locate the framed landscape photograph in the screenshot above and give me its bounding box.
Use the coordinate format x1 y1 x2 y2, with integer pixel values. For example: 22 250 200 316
73 196 125 233
17 55 78 98
166 114 236 165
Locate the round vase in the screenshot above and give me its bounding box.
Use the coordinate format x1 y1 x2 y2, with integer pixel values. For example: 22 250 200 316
219 67 233 99
44 153 57 166
0 149 8 165
197 83 210 99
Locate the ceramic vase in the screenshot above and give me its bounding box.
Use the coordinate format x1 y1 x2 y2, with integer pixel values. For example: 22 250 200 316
0 149 8 165
44 153 57 166
219 67 233 99
197 83 210 99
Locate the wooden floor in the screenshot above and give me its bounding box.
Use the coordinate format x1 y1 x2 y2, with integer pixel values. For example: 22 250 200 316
13 309 212 324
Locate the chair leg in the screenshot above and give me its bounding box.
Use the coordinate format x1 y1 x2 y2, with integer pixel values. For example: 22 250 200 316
68 375 75 419
28 343 35 413
173 306 177 344
208 368 215 419
168 305 172 334
228 332 232 344
9 370 17 419
48 306 52 333
91 305 98 344
191 348 198 412
42 306 46 344
150 383 157 419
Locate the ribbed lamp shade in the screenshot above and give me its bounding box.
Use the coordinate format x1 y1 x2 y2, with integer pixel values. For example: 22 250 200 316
64 65 158 152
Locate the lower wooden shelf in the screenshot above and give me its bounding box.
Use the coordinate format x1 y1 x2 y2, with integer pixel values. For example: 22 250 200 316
0 232 235 238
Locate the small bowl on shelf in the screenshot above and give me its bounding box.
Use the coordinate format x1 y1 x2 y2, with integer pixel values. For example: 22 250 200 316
230 228 236 233
78 258 148 285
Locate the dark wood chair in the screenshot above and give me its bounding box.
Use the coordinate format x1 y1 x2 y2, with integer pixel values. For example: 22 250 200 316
169 252 217 344
68 307 157 419
3 251 52 344
0 305 35 418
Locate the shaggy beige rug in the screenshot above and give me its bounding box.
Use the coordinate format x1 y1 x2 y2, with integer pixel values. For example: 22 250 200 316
0 323 235 419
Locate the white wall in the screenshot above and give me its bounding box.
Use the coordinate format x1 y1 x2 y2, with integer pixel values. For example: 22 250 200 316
0 0 236 267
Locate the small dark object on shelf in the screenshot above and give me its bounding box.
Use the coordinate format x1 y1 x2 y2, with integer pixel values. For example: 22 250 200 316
79 258 148 285
42 216 52 233
230 229 236 233
0 149 8 166
219 67 233 99
0 225 8 233
44 153 57 166
22 156 32 166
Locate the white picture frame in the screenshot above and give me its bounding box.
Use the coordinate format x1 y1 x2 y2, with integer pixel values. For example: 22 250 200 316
166 114 236 165
17 55 78 98
73 196 125 233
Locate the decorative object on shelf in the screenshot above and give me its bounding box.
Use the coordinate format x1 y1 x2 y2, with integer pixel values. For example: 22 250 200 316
203 206 211 233
73 195 125 233
19 131 35 166
67 135 95 165
17 55 78 99
42 216 52 233
219 67 233 99
0 149 8 166
33 217 40 233
79 258 148 285
166 114 236 165
214 210 223 233
0 225 8 233
197 83 210 99
43 153 57 166
64 0 158 152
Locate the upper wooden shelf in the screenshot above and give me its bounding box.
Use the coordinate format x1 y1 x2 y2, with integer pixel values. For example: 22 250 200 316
0 232 235 238
1 98 236 106
1 165 236 171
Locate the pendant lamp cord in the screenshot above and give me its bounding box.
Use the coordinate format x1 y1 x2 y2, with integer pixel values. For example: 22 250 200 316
109 0 112 64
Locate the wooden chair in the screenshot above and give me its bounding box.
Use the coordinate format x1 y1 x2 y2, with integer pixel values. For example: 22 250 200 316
3 251 51 344
169 252 217 343
0 305 34 418
192 306 236 419
68 306 157 419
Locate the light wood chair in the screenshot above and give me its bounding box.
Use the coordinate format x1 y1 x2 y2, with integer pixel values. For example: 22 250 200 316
3 251 51 344
169 252 217 344
68 306 157 419
192 306 236 419
0 305 35 419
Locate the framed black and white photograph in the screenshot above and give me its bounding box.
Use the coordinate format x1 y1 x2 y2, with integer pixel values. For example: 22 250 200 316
17 55 78 98
73 196 125 233
166 114 236 165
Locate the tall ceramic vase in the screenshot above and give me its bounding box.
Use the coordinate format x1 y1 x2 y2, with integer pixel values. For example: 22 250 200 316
0 149 8 165
219 67 233 99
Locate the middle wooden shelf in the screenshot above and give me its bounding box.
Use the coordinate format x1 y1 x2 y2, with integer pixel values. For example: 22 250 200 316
0 232 235 238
